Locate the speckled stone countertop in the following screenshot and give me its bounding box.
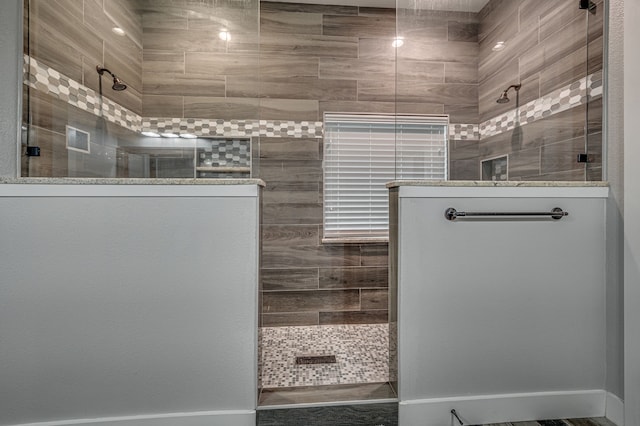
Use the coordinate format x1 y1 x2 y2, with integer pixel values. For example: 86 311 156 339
0 177 266 186
386 180 609 188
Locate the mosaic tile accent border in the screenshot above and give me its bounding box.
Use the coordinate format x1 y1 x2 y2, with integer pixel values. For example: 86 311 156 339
24 56 141 131
143 118 323 138
450 123 479 140
24 55 602 143
479 71 603 139
259 324 389 388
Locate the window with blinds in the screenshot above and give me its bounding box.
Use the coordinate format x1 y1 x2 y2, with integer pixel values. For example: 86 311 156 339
323 113 448 241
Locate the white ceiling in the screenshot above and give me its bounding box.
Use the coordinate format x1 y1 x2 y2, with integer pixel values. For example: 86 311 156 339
273 0 490 12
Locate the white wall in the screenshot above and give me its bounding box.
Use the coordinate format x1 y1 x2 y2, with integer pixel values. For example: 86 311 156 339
0 184 260 426
394 186 608 425
625 1 640 425
606 0 625 403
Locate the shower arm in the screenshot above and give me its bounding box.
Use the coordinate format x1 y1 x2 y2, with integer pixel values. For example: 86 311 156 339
505 84 522 93
96 65 115 78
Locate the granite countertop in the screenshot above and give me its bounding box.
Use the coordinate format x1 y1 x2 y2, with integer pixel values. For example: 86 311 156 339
386 180 609 188
0 177 266 187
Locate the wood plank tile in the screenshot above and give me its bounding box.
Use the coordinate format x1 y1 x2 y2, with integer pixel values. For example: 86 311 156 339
361 289 388 310
261 312 319 327
259 159 322 182
359 81 478 104
183 97 260 120
523 168 585 182
319 267 388 289
104 0 143 47
478 59 519 121
142 27 227 52
358 38 396 60
450 140 480 161
262 268 319 291
185 52 260 76
143 50 186 74
319 58 395 81
319 310 388 325
507 147 541 179
323 15 395 38
259 99 320 121
479 20 537 83
445 104 479 124
261 10 322 35
262 245 361 268
395 102 446 115
538 39 602 95
540 136 585 175
445 62 478 84
143 72 226 97
398 40 478 63
263 290 360 313
259 55 320 78
448 21 479 42
260 2 358 16
319 101 395 115
360 244 388 266
228 76 357 101
539 1 584 42
450 159 480 181
142 95 183 117
260 34 358 58
262 203 323 225
262 225 320 247
396 60 445 83
260 138 321 160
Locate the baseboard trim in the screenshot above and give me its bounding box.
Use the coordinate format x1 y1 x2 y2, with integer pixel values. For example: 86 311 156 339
606 392 624 426
399 390 606 426
11 410 255 426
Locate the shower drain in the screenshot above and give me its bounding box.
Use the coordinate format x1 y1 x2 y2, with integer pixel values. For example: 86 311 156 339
295 355 337 365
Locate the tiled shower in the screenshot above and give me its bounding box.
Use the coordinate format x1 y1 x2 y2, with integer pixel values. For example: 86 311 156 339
22 0 605 407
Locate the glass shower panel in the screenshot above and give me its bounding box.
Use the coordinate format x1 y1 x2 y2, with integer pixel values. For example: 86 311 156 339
22 0 260 179
394 0 604 182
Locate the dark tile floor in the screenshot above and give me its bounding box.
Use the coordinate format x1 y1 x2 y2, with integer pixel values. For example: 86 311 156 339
256 405 617 426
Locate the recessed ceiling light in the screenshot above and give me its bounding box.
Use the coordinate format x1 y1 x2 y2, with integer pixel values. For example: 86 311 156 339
392 37 404 48
141 131 161 138
160 133 178 138
180 134 198 139
112 27 126 36
219 30 231 41
492 41 506 51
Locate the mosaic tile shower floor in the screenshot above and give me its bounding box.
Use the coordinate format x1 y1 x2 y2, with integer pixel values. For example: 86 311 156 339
259 324 389 388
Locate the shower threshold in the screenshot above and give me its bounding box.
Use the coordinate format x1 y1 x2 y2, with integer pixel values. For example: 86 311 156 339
258 382 397 407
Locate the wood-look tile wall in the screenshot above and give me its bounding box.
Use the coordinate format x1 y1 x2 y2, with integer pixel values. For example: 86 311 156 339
27 0 143 115
137 0 261 119
449 0 604 181
258 3 480 326
259 135 390 326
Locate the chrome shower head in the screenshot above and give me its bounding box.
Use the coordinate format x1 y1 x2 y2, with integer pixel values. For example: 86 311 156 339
496 84 521 104
97 65 127 92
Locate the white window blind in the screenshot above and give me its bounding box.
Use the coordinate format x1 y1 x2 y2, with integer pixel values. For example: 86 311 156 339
323 113 448 241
